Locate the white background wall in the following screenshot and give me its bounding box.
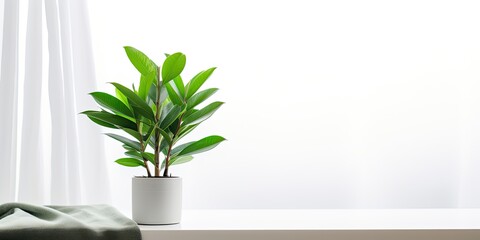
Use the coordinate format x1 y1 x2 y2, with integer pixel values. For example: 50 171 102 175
87 0 480 212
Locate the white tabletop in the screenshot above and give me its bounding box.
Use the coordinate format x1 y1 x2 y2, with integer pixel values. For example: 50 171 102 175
139 209 480 240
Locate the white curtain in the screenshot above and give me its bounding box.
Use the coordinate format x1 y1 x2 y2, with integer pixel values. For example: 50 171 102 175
0 0 110 205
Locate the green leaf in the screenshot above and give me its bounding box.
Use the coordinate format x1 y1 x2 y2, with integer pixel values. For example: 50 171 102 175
182 101 224 126
162 52 186 83
187 88 218 110
141 152 155 165
115 88 129 105
170 155 193 166
175 124 199 142
148 135 156 149
166 82 183 105
148 84 157 103
184 109 198 118
115 158 145 167
106 133 141 151
170 141 193 157
143 123 156 142
178 135 226 156
125 150 154 165
90 92 134 118
138 73 155 101
173 75 185 98
125 150 143 160
139 122 150 135
161 101 174 117
81 110 136 130
122 128 142 141
161 155 194 169
168 119 180 133
185 67 216 99
160 105 183 129
111 82 155 121
85 115 118 129
160 138 170 155
159 85 168 104
148 84 168 107
157 128 173 144
123 144 137 151
124 46 157 76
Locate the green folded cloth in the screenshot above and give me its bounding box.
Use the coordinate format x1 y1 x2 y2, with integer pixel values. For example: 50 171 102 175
0 202 141 240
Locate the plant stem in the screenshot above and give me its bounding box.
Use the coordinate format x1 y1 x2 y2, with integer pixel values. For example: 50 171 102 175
154 67 162 177
163 114 183 177
144 159 152 177
137 121 152 177
163 144 173 177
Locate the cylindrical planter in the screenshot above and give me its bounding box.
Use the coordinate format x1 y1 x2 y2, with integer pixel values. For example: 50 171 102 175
132 177 182 225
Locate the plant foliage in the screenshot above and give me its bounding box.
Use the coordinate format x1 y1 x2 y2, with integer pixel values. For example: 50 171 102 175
82 46 225 177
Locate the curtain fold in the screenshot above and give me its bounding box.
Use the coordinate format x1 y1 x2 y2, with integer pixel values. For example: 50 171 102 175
57 0 82 204
0 0 19 204
18 0 44 204
69 0 110 203
45 0 70 204
0 0 110 205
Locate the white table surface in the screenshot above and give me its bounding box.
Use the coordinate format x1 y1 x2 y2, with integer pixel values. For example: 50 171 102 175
139 209 480 240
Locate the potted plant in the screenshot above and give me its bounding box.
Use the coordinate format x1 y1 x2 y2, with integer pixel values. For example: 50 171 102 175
82 46 225 224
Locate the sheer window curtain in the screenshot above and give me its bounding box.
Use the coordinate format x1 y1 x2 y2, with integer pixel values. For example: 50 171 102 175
0 0 110 204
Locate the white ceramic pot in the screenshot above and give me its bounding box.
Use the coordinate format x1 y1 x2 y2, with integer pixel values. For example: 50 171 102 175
132 177 182 225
